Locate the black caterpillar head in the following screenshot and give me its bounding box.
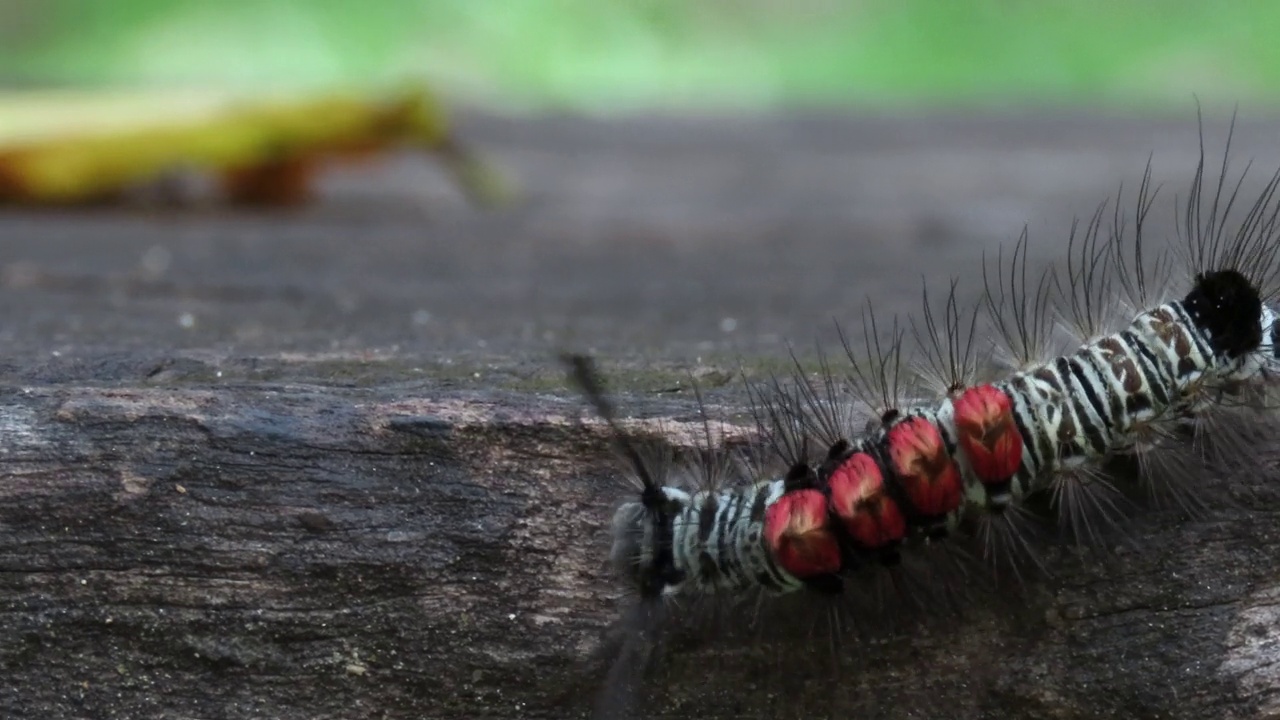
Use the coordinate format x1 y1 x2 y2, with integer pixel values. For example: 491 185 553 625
1182 269 1263 359
609 490 688 598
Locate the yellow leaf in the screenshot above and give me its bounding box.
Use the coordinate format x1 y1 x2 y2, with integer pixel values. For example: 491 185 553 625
0 84 511 207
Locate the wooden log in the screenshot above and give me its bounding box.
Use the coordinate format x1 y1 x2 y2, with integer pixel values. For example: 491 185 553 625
2 108 1280 720
0 372 1276 719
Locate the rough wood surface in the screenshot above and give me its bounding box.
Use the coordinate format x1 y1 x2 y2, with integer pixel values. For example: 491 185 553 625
1 107 1279 719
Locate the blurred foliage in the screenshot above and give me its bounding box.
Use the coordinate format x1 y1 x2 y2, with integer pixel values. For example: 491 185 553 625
2 0 1279 110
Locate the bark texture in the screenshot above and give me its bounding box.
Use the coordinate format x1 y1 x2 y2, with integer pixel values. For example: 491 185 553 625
1 376 1279 719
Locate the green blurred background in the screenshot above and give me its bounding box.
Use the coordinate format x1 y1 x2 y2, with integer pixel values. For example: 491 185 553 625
2 0 1278 111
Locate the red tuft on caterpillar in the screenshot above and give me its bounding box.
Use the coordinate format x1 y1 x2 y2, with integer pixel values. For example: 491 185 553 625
764 489 842 578
953 384 1024 483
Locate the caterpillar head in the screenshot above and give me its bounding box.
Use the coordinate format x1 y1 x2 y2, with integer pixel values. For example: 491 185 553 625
1183 269 1263 360
562 353 696 598
608 487 690 598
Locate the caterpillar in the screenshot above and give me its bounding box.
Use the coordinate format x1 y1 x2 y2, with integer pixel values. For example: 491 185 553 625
562 112 1280 718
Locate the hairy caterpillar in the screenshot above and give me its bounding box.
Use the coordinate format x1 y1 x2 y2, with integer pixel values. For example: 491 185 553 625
562 112 1280 719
